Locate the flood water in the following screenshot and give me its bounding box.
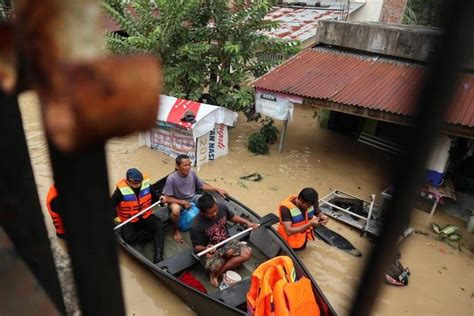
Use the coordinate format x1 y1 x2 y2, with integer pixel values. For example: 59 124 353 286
20 92 473 315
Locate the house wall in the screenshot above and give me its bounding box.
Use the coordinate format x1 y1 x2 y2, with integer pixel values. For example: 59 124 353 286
348 0 383 22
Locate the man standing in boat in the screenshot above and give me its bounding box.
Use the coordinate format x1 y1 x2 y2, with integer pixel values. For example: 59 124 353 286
162 154 228 243
111 168 165 263
190 193 258 287
277 187 329 250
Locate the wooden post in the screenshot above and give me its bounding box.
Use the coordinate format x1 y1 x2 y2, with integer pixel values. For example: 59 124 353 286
278 119 289 153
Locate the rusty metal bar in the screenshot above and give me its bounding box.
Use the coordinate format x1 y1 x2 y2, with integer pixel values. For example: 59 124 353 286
14 0 160 152
48 143 125 315
0 89 66 314
0 227 60 315
11 0 160 314
349 0 474 315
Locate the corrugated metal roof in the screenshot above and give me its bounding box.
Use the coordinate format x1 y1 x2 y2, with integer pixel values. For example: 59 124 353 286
253 47 474 127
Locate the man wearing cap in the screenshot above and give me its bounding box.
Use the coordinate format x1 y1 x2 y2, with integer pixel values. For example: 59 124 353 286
277 187 329 251
111 168 165 263
163 154 228 243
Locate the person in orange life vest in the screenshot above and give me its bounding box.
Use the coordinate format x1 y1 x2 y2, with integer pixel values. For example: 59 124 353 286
277 187 329 251
190 193 257 288
46 184 66 239
162 154 228 244
110 168 165 263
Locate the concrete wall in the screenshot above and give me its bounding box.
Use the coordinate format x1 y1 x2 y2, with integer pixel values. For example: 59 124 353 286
317 20 441 62
348 0 383 22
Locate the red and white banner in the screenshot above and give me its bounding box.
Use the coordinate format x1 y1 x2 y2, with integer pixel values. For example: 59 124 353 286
140 95 236 167
196 124 228 167
157 95 237 139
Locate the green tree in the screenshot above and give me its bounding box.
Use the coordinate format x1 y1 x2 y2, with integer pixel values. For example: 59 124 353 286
103 0 299 111
403 0 442 27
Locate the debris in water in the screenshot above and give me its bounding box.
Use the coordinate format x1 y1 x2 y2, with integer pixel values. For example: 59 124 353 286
415 230 428 236
240 172 263 182
238 180 248 189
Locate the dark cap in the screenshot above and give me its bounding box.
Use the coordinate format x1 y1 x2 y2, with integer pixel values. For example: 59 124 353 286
126 168 143 182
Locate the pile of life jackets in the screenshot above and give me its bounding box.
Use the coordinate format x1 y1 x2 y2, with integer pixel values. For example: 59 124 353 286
247 256 320 316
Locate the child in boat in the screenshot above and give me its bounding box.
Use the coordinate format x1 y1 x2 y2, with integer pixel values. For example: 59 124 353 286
190 193 258 287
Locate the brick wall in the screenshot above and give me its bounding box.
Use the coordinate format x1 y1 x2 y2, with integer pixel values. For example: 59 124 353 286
380 0 408 23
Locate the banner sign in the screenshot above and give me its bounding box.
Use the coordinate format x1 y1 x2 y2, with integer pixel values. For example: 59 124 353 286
255 89 303 121
196 124 228 167
151 123 196 161
151 123 228 167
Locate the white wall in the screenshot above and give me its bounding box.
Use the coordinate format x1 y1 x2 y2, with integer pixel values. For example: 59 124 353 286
348 0 383 22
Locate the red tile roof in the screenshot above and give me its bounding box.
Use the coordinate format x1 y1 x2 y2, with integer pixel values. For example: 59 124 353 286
253 47 474 127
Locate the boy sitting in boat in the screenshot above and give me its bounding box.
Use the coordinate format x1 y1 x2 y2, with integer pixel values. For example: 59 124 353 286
111 168 165 263
162 154 228 244
190 193 258 287
277 187 329 250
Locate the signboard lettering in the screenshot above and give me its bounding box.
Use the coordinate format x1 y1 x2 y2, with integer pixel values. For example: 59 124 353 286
217 124 226 150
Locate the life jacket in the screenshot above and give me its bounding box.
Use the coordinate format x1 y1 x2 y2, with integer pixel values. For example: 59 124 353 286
277 195 315 249
116 176 152 223
46 184 65 236
247 256 320 316
247 256 296 316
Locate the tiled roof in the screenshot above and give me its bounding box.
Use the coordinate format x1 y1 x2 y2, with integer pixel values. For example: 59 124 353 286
262 4 364 43
263 7 341 42
253 47 474 127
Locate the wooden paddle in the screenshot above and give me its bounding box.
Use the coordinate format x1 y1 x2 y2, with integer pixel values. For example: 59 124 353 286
196 213 279 257
114 200 163 230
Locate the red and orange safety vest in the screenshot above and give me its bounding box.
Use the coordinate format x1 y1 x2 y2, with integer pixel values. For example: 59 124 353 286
46 184 65 236
277 195 315 249
247 256 320 316
116 176 152 223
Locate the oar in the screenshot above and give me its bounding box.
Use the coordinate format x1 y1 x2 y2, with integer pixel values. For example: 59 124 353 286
196 213 279 257
114 200 162 230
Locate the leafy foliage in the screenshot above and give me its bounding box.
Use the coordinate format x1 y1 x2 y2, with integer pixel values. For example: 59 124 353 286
402 6 418 25
403 0 442 26
260 117 279 144
248 132 269 155
248 116 279 154
102 0 300 111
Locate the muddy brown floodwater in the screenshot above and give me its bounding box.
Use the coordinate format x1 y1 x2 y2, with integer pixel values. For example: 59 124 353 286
20 92 473 316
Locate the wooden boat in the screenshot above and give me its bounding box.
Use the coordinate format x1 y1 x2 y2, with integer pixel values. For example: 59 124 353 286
115 176 337 316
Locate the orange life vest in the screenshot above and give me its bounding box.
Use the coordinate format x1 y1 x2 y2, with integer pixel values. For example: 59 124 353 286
277 195 315 249
247 256 320 316
46 184 65 236
247 256 296 316
116 176 152 223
